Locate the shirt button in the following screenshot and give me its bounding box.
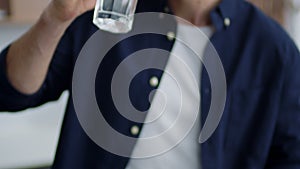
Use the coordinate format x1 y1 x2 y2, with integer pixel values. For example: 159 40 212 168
224 17 231 27
164 6 170 13
131 125 140 136
149 76 159 87
167 31 176 41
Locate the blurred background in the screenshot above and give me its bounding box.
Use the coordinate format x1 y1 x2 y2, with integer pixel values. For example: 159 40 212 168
0 0 300 168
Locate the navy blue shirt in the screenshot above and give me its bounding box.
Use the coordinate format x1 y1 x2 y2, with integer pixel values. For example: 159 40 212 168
1 0 300 168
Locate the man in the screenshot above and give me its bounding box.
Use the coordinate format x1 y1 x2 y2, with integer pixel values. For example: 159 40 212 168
1 0 300 168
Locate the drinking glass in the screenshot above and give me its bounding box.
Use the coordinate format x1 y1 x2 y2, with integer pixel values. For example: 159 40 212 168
93 0 138 33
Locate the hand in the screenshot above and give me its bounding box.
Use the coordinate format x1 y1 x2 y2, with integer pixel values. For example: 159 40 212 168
46 0 96 23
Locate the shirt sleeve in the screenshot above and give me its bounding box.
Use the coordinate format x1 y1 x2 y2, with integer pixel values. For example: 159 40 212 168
266 40 300 168
0 28 74 112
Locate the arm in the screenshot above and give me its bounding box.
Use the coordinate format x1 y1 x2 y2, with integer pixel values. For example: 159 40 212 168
266 41 300 169
6 0 95 95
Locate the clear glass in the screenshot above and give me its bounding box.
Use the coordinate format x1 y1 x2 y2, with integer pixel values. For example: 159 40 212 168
93 0 138 34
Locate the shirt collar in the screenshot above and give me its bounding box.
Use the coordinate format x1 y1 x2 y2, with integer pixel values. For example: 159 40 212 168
163 0 239 31
210 0 239 31
136 0 239 31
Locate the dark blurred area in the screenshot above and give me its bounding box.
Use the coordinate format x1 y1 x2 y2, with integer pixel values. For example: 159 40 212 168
0 0 9 20
0 0 9 11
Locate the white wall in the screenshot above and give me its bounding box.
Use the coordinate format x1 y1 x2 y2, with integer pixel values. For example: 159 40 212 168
0 23 67 169
285 0 300 48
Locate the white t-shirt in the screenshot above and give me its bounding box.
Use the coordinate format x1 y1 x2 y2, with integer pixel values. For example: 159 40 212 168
126 24 214 169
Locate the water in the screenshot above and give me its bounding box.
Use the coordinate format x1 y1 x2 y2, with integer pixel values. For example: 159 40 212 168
93 11 134 33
